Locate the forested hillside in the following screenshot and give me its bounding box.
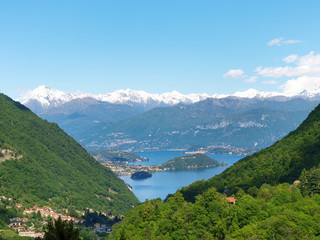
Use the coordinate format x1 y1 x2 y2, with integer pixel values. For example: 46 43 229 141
109 183 320 240
180 103 320 202
109 103 320 240
0 94 139 215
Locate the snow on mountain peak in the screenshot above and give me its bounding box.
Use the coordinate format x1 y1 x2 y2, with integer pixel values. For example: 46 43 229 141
96 89 210 106
21 85 320 109
22 85 92 107
232 88 283 98
298 86 320 98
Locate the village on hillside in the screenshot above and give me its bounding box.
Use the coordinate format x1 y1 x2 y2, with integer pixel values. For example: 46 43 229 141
0 195 114 238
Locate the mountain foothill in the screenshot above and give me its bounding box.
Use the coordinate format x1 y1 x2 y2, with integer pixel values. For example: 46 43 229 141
0 94 139 217
108 98 320 239
2 85 320 239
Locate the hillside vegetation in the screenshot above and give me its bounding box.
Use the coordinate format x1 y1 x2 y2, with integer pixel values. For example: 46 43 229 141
109 184 320 240
180 103 320 202
109 104 320 240
0 94 139 215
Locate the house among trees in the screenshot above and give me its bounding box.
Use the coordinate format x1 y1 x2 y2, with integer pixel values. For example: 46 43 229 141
224 197 236 205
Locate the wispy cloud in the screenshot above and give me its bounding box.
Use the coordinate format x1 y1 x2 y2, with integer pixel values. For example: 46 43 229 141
254 51 320 95
280 76 320 96
263 80 277 85
223 69 245 79
267 37 301 47
282 54 298 63
267 38 283 46
283 39 301 45
244 76 257 83
256 51 320 78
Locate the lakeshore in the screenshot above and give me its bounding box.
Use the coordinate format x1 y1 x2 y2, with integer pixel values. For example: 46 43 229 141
116 152 244 201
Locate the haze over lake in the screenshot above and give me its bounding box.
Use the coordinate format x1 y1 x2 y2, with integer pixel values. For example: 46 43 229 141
120 151 244 202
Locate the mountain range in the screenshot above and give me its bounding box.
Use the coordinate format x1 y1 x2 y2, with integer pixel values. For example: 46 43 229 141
21 85 320 110
108 102 320 240
21 86 320 151
180 102 320 201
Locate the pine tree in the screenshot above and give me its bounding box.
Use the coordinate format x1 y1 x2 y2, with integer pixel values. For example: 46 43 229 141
44 217 80 240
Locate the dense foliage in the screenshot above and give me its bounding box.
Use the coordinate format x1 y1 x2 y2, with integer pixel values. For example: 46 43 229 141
0 204 34 240
109 184 320 240
299 166 320 196
131 171 152 179
88 149 147 162
180 104 320 201
158 154 224 171
109 103 320 239
82 209 121 227
44 217 80 240
0 94 139 215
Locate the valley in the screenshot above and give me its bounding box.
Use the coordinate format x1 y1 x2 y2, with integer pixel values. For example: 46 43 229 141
108 97 320 240
3 1 320 239
2 91 320 239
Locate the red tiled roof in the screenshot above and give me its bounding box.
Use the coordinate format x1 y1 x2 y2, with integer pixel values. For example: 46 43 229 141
225 197 235 203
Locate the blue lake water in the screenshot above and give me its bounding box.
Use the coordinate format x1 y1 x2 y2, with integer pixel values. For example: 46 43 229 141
119 151 244 202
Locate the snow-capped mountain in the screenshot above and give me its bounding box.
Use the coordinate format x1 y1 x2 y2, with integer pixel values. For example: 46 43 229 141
21 85 94 108
19 85 320 152
21 86 211 109
20 85 320 113
96 89 210 106
299 86 320 98
232 89 282 99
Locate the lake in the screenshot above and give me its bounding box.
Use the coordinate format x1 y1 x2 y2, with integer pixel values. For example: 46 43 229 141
119 151 244 202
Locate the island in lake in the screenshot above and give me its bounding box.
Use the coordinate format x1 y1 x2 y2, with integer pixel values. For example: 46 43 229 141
158 154 225 171
131 171 152 179
98 153 226 176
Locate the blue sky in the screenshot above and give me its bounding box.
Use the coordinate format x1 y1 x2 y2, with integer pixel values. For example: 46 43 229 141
1 0 320 98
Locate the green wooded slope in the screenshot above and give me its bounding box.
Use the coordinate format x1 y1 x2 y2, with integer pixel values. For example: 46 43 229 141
180 103 320 202
0 94 139 215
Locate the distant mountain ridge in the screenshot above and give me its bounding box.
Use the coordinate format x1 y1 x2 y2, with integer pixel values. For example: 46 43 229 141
20 86 320 152
78 97 319 150
180 102 320 202
21 85 320 111
21 86 211 111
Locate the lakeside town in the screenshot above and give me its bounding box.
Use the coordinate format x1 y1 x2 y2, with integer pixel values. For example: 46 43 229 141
0 195 114 238
100 161 162 175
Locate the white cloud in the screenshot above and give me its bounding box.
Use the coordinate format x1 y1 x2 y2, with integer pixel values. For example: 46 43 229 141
256 51 320 78
267 37 301 47
250 51 320 96
283 54 298 63
280 76 320 96
267 38 283 46
283 39 301 44
262 80 277 85
255 66 294 78
299 51 320 66
244 76 257 83
223 69 245 79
